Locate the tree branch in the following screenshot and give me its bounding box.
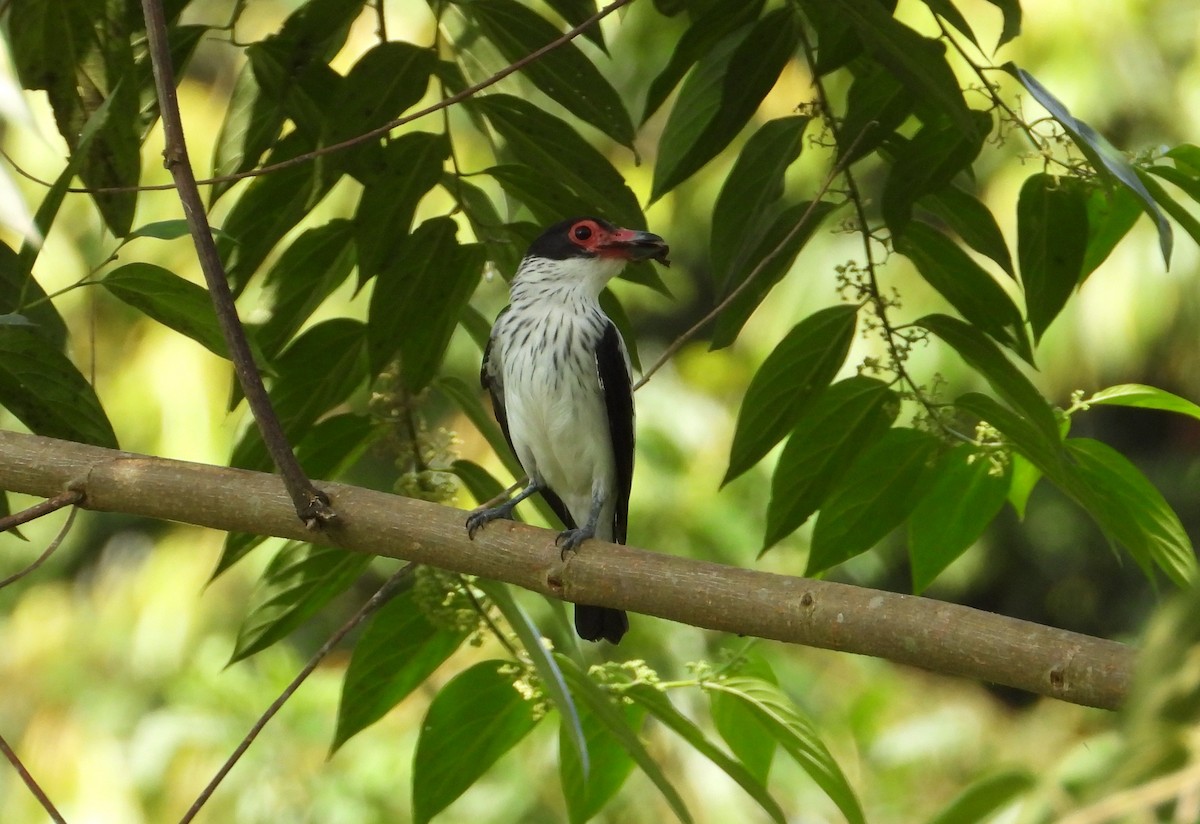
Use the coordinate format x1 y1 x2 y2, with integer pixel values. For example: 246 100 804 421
0 429 1135 710
138 0 333 527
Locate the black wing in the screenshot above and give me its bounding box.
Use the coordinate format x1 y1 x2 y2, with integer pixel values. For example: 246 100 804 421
595 320 634 544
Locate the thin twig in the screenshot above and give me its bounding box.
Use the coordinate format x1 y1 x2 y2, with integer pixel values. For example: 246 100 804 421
0 729 68 824
12 0 635 197
0 489 82 533
633 131 869 391
1058 759 1200 824
139 0 333 528
0 505 79 590
179 563 415 824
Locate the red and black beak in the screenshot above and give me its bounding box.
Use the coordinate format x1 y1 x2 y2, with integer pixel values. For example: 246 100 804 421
599 227 671 266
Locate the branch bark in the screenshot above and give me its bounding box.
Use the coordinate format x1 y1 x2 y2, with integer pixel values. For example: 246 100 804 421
0 429 1135 710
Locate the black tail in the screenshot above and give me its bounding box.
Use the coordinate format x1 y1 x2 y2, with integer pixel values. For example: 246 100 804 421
575 605 628 644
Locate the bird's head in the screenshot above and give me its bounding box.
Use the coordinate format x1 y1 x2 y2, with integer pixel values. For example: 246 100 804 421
514 217 670 297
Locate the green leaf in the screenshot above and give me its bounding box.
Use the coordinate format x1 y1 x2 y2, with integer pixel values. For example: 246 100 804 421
102 263 228 358
1017 174 1090 342
542 0 606 51
413 661 542 824
841 1 973 133
652 7 801 200
1134 169 1200 252
474 580 589 779
765 377 899 550
0 241 66 345
449 177 524 280
354 133 449 284
558 655 694 823
926 769 1035 824
894 222 1029 359
882 109 993 235
124 219 200 242
908 444 1011 593
0 325 118 448
711 200 839 348
466 0 634 147
954 392 1065 480
918 314 1059 446
487 164 597 228
560 700 643 824
918 0 979 49
710 655 779 784
471 95 644 229
1088 384 1200 421
725 305 857 484
809 428 941 575
641 1 765 124
230 542 372 662
330 42 436 147
919 184 1014 276
983 0 1021 48
710 116 810 292
794 0 870 74
705 677 864 824
839 60 914 165
367 218 485 389
625 684 786 823
210 61 285 203
1006 452 1041 521
1011 66 1172 266
1081 184 1143 279
333 582 467 751
1063 439 1197 587
259 220 357 357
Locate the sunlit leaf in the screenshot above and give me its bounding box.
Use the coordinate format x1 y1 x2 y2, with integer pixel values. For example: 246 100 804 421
413 660 542 824
908 444 1011 593
1081 184 1142 279
0 325 118 449
926 770 1035 824
765 377 899 551
333 581 467 750
809 427 941 575
1088 384 1200 421
725 305 857 485
230 542 371 662
710 655 779 784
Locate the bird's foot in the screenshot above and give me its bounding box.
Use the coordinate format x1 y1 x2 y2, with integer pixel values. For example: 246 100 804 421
465 503 517 539
556 526 595 559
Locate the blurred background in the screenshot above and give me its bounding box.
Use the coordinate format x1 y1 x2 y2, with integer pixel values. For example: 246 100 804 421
2 0 1199 820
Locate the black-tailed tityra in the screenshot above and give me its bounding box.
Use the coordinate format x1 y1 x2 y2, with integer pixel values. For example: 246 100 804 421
465 217 670 644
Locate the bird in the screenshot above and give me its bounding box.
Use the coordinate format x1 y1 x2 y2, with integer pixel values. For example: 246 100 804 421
465 216 670 644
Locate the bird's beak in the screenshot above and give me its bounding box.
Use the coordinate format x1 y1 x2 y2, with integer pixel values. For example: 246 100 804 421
601 227 671 266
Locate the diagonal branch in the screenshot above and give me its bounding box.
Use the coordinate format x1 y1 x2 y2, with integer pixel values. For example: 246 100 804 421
139 0 333 528
0 428 1134 711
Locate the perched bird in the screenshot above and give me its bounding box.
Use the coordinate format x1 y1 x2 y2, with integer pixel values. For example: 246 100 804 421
466 217 670 644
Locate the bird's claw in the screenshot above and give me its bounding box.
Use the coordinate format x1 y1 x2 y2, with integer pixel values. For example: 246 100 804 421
466 506 510 540
555 527 592 559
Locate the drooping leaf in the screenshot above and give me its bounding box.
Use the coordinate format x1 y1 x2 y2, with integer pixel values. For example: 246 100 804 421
229 542 372 662
641 1 765 124
651 7 801 200
710 655 779 784
926 770 1035 824
245 39 342 144
1134 169 1200 251
542 0 606 51
1017 174 1090 342
725 305 858 484
1011 66 1172 266
711 200 839 348
329 41 436 150
557 655 694 824
919 184 1014 276
412 661 542 824
918 0 980 49
333 581 467 751
908 444 1011 593
102 263 228 358
765 377 899 550
1006 452 1041 521
1061 438 1197 588
210 61 286 203
918 314 1059 446
367 217 485 389
1080 184 1143 279
560 699 643 824
354 132 449 283
259 220 358 357
809 427 941 575
710 116 810 292
470 94 644 228
983 0 1021 48
0 325 118 449
487 164 597 228
839 59 914 165
1088 384 1200 421
794 0 875 74
705 677 865 824
625 684 786 823
894 222 1029 360
466 0 634 147
881 109 993 235
0 241 66 345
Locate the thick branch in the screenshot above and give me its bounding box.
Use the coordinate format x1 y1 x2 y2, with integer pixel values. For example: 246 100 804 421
0 429 1134 710
138 0 332 526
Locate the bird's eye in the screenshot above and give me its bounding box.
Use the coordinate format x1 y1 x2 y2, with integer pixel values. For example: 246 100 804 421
573 224 593 241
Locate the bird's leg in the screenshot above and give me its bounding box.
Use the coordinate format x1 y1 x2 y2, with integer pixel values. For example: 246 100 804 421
556 491 604 558
466 479 544 539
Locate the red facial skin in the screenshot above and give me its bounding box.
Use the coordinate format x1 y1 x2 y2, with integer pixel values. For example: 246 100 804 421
566 219 671 265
